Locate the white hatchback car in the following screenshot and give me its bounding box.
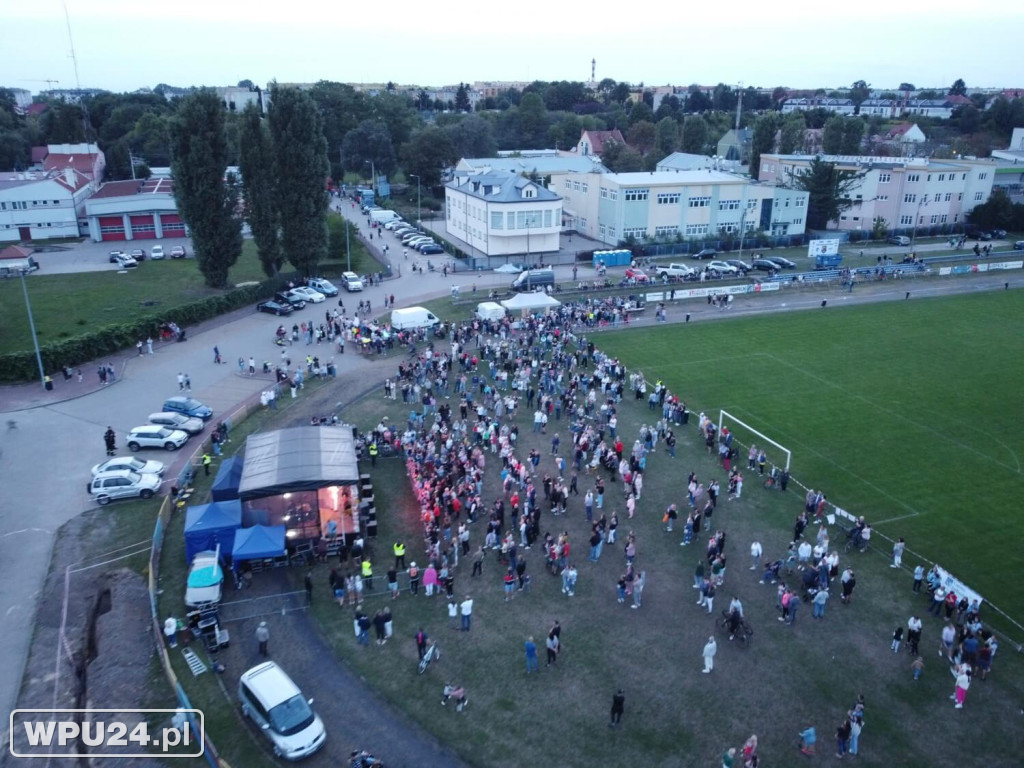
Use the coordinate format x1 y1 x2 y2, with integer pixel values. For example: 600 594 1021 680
126 425 189 452
87 470 161 505
91 456 166 478
341 271 363 292
151 245 165 260
239 662 326 760
290 286 326 303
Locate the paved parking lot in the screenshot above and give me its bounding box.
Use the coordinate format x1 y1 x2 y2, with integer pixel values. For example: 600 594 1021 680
26 236 194 274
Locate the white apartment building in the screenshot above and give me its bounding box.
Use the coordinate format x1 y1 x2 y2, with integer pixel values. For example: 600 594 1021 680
445 171 562 257
758 154 996 232
560 170 809 246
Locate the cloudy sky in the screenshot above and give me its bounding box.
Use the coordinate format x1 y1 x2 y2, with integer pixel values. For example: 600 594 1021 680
4 0 1020 94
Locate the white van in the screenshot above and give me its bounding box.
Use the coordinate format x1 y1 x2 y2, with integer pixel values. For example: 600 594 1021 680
239 662 326 760
391 306 440 330
370 209 401 225
475 302 506 322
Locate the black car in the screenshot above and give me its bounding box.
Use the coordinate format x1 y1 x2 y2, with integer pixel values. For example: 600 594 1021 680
726 259 752 274
752 258 779 272
256 299 294 316
130 248 146 261
691 248 718 260
766 256 797 269
274 290 307 310
419 244 445 255
990 229 1007 239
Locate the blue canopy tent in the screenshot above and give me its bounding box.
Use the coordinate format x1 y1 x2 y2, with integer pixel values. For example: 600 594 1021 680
231 525 287 563
183 500 242 563
211 456 244 502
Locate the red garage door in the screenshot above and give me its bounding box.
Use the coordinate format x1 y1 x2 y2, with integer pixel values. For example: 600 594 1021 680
161 213 186 236
99 216 125 241
130 215 156 239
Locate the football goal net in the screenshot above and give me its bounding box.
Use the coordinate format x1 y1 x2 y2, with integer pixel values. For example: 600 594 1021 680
719 409 792 472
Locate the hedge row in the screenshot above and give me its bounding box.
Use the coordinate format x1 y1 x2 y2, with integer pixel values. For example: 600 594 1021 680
0 273 294 383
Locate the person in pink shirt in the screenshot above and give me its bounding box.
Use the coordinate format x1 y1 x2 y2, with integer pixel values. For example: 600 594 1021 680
423 564 439 596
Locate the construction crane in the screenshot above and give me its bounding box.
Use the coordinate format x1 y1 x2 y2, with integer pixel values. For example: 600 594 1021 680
20 79 60 90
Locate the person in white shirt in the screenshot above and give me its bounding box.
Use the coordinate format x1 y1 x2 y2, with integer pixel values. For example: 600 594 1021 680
749 541 763 570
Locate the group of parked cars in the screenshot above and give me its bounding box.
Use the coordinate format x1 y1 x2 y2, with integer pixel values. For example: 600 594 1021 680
86 396 214 505
109 244 188 268
623 254 797 283
365 209 445 256
256 274 363 315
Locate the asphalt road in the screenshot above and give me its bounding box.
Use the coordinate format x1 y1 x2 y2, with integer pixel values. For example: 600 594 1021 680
1 201 1020 733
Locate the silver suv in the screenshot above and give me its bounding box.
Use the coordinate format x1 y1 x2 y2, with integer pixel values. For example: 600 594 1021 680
148 411 205 435
126 425 189 451
657 263 696 280
87 470 161 505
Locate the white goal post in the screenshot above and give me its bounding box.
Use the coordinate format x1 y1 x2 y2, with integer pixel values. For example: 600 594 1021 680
719 409 792 472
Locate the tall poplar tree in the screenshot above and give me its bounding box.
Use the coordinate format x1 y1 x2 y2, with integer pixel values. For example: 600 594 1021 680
169 89 242 288
238 104 281 277
269 85 329 276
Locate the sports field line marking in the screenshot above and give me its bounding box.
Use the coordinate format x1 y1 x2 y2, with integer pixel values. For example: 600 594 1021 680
763 354 1022 475
871 513 922 526
726 405 924 520
640 352 775 372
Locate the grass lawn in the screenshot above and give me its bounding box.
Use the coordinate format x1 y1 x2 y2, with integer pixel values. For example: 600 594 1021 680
304 319 1023 768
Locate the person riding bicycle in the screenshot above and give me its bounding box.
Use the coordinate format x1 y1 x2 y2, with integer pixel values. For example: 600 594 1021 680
276 325 287 340
726 607 743 640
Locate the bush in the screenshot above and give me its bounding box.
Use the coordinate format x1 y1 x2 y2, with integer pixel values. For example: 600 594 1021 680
0 274 293 382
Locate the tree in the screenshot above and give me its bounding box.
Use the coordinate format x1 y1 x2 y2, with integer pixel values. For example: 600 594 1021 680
711 84 737 112
684 87 712 113
772 87 789 108
786 157 866 230
749 114 778 178
967 189 1021 231
840 117 865 155
402 126 457 189
779 113 806 154
517 92 549 148
549 114 583 151
654 116 679 157
680 115 708 154
654 95 681 121
850 80 871 113
446 114 497 159
949 78 967 96
627 120 656 154
238 104 282 277
872 216 889 240
168 89 243 288
454 83 471 113
237 79 255 90
599 139 643 172
822 116 845 154
341 119 396 177
953 105 981 134
628 100 654 126
898 83 915 93
130 112 171 167
609 82 632 105
269 85 330 276
308 81 370 180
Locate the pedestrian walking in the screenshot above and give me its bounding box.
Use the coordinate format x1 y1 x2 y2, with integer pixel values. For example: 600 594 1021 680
146 337 154 355
609 689 625 727
137 340 144 356
103 427 116 456
255 621 270 656
525 636 539 674
460 595 473 631
202 453 212 476
545 630 559 667
248 357 256 375
177 372 185 390
952 665 970 709
891 537 905 568
304 571 313 604
632 570 646 609
702 636 717 673
184 373 191 392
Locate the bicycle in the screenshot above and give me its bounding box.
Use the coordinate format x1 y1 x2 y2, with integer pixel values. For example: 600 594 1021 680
418 641 440 674
716 611 754 647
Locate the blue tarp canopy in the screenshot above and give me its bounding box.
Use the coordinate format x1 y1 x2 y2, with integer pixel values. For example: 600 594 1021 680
183 500 242 563
211 456 244 501
232 525 287 563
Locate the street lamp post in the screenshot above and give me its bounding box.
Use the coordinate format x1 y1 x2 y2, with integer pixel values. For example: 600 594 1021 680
19 269 46 387
409 174 422 224
345 218 351 272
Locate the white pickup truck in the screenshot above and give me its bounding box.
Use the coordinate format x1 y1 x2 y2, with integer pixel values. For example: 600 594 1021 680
655 263 696 280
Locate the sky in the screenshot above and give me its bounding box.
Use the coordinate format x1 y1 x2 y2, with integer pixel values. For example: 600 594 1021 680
3 0 1022 95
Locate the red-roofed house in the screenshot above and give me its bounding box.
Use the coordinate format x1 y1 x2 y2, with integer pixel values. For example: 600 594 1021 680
574 129 627 158
885 123 926 144
84 177 183 242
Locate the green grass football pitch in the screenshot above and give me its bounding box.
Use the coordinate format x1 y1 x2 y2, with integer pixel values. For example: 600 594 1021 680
597 290 1024 620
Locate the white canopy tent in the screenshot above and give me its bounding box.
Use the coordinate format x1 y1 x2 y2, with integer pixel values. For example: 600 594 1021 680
500 292 561 315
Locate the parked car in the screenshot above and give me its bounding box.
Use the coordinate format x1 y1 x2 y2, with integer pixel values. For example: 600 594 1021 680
692 248 718 260
162 396 213 420
305 278 338 297
726 259 752 274
290 286 326 303
151 245 165 259
401 231 428 244
887 235 911 246
752 258 780 272
130 248 146 261
257 299 295 316
148 411 205 436
410 239 437 251
274 291 308 310
341 272 364 292
91 456 165 478
1014 240 1024 251
706 260 739 276
418 244 444 255
383 219 406 230
110 252 137 268
624 267 650 283
990 229 1007 239
239 662 327 761
126 425 189 452
766 256 797 269
657 263 696 280
87 469 161 505
968 230 992 241
185 549 224 607
392 227 417 238
169 246 187 259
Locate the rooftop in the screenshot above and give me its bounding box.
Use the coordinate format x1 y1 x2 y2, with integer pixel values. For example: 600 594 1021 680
447 170 561 203
458 155 607 175
91 177 175 199
600 170 749 186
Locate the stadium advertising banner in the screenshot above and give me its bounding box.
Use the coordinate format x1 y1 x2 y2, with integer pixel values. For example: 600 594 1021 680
808 239 840 258
939 261 1023 275
647 283 780 302
934 565 985 608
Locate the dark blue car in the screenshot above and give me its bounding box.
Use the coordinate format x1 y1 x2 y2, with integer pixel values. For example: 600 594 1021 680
163 396 213 421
